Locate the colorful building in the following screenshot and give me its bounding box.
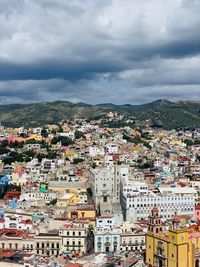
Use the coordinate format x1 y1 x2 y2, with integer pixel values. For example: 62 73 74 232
146 207 200 267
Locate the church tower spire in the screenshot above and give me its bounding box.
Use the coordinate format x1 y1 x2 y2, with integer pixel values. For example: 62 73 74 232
148 206 163 235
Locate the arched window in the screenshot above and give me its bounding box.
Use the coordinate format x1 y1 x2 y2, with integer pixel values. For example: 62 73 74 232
195 259 199 267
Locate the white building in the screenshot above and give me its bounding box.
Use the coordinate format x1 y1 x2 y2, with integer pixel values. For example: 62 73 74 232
58 131 75 140
41 159 56 171
121 184 196 221
19 189 57 203
121 180 148 196
2 215 33 230
105 143 118 154
89 146 104 157
120 222 145 252
94 227 121 253
59 222 93 254
96 216 115 228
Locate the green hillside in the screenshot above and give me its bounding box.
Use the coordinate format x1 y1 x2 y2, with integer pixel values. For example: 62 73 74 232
0 99 200 129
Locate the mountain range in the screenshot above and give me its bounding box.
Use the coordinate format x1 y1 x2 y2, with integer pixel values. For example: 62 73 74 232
1 99 200 129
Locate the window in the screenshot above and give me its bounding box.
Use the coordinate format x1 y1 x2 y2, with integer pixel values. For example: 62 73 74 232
73 231 75 236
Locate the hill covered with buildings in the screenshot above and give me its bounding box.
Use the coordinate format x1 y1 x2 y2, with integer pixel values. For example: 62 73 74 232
1 99 200 129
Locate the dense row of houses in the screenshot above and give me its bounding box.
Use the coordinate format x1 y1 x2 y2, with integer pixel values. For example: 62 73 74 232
0 119 200 266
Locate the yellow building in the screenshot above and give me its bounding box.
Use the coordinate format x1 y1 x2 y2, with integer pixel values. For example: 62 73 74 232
28 133 42 141
48 180 87 194
67 204 96 227
170 140 183 146
146 207 200 267
64 150 76 158
56 193 80 207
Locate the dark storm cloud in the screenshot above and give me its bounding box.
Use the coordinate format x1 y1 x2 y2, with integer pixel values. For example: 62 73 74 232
0 0 200 104
0 59 125 81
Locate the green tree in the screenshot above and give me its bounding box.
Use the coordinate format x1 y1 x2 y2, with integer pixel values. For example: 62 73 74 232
74 130 85 139
51 136 74 146
0 147 10 154
48 198 57 205
41 128 48 138
73 158 84 164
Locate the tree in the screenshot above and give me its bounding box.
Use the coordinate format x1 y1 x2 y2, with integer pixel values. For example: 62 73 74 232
36 153 46 162
41 128 48 138
57 124 63 133
51 136 74 146
25 138 38 144
46 150 57 159
91 162 96 168
9 141 24 148
40 140 49 149
73 158 84 164
74 130 85 140
87 187 93 197
140 162 154 169
184 139 194 146
10 184 21 192
0 147 10 154
1 140 9 147
24 150 36 157
48 198 57 205
2 151 33 164
19 133 27 138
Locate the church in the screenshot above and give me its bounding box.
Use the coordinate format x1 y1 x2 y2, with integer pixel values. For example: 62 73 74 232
146 207 200 267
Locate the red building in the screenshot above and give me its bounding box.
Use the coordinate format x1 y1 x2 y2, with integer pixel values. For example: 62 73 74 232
5 190 21 200
195 205 200 221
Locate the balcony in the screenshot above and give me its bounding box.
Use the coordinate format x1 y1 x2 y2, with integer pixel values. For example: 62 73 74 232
122 242 143 246
154 252 166 259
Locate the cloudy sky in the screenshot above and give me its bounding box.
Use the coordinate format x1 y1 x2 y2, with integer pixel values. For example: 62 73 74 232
0 0 200 104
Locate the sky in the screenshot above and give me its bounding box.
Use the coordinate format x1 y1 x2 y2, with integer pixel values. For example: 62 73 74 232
0 0 200 105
